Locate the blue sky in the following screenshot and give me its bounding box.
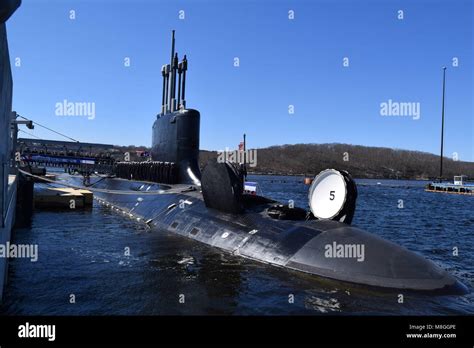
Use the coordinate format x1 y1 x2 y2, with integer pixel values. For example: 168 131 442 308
6 0 473 161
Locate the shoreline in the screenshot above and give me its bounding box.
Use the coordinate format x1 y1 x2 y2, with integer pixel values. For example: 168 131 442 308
245 172 433 181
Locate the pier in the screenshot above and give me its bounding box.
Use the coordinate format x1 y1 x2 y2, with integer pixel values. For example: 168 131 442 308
18 137 115 173
425 182 474 195
425 175 474 195
0 0 21 302
34 184 93 209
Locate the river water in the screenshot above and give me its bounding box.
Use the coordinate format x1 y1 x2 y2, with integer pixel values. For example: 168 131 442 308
1 176 473 315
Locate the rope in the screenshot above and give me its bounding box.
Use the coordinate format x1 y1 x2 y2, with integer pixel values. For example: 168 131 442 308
18 129 41 139
18 169 171 195
17 115 80 143
86 174 108 187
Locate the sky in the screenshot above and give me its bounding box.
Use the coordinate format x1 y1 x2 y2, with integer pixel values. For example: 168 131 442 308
6 0 473 161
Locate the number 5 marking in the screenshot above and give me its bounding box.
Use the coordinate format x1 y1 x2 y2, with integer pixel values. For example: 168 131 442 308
330 191 335 200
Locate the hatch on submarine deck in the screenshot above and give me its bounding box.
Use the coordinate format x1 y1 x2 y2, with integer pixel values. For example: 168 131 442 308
64 30 467 294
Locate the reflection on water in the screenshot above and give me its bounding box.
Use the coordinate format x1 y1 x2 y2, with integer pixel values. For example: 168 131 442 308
1 176 473 315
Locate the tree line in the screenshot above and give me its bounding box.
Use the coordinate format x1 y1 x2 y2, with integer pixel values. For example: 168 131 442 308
199 143 474 180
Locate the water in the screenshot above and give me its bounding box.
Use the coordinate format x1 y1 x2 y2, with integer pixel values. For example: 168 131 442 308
1 176 473 315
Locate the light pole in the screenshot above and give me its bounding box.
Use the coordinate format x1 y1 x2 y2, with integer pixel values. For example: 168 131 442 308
439 67 446 181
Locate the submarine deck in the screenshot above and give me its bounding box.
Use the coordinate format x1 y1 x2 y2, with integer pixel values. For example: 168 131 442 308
53 173 465 293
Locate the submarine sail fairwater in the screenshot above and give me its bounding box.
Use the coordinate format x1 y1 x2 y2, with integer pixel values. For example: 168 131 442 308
63 31 466 294
151 30 201 186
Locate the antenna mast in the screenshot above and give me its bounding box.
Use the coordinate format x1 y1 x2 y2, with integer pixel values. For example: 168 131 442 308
168 30 176 112
439 67 446 180
160 30 188 114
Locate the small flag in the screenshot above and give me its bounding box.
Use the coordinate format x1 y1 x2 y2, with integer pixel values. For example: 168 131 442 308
238 141 244 151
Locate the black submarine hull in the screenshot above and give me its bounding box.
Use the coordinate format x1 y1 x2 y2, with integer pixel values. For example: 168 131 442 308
76 31 465 294
63 174 466 293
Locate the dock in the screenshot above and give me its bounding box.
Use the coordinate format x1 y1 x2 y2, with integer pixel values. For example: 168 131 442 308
425 183 474 195
0 175 18 302
425 175 474 195
34 184 93 209
0 0 21 302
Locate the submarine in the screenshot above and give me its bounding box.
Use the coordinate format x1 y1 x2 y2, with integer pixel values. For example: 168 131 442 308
63 31 466 293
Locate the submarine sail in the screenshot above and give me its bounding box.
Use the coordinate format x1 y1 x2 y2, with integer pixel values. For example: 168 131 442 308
151 30 201 186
